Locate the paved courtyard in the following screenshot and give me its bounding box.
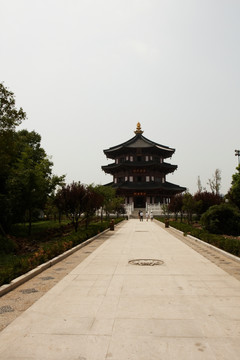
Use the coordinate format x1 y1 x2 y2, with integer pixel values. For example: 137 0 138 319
0 219 240 359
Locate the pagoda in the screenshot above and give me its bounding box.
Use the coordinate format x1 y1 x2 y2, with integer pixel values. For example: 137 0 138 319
101 123 186 210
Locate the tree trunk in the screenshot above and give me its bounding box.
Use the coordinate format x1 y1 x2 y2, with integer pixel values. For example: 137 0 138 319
28 208 32 236
74 222 77 232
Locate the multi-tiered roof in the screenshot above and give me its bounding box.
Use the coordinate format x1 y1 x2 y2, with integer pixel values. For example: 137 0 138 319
102 123 185 202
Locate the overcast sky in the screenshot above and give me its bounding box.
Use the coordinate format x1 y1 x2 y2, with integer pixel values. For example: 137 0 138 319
1 0 240 195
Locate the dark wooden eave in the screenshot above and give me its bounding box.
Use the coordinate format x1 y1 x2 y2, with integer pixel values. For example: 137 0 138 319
103 133 175 159
104 181 186 194
101 161 177 175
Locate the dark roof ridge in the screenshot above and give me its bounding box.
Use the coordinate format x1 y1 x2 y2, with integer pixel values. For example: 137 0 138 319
104 133 175 153
139 133 174 151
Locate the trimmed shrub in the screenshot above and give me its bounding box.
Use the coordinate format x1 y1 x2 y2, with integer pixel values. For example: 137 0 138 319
201 203 240 236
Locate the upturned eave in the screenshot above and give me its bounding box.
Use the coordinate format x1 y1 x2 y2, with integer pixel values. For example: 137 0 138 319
101 162 177 175
103 133 175 159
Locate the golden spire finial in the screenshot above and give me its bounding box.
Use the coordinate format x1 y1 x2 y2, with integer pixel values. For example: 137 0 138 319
134 122 143 134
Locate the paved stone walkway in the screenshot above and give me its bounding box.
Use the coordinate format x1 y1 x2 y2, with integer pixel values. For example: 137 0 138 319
0 231 112 332
0 219 240 359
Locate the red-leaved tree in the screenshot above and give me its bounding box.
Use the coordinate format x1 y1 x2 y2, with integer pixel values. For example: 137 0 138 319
55 182 87 232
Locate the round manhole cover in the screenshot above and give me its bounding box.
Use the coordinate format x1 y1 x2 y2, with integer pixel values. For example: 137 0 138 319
128 259 164 266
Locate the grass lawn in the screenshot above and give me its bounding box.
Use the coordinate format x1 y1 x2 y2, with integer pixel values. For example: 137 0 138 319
11 219 70 238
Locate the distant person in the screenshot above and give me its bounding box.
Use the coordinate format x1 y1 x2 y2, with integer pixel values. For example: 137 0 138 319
146 211 149 221
150 211 153 221
140 211 143 221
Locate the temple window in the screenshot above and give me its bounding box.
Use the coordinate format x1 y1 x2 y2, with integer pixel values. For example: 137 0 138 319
116 159 119 164
146 176 150 182
145 156 149 161
130 156 133 162
125 176 128 182
151 176 154 181
129 176 133 182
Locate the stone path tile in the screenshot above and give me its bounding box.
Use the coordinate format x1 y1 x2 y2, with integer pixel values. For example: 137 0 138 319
0 219 240 359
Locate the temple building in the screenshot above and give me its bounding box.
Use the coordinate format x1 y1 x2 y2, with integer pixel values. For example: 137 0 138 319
102 123 186 212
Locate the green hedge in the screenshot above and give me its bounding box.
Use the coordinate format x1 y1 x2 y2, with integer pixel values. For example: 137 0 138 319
156 218 240 257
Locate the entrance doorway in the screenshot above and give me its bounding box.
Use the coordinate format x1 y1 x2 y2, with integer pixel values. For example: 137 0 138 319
134 196 145 208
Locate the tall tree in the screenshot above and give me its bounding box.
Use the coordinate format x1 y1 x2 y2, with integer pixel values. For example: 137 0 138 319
227 165 240 209
194 191 223 218
94 185 116 221
7 131 64 234
0 84 64 234
84 185 104 228
0 84 26 233
182 192 197 223
0 83 26 131
197 176 203 193
110 196 125 217
0 84 26 190
168 193 184 221
55 182 87 232
207 169 221 195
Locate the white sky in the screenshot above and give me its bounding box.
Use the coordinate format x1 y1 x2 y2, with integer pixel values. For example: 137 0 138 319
1 0 240 195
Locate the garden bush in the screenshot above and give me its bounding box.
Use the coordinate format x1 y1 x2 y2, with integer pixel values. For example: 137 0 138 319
201 203 240 236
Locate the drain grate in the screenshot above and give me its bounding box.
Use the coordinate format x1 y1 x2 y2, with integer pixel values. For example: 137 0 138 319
128 259 164 266
0 305 14 314
41 276 55 281
20 288 38 294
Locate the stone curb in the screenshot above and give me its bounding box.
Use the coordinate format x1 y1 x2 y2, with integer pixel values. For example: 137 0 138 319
0 228 111 297
155 219 240 264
